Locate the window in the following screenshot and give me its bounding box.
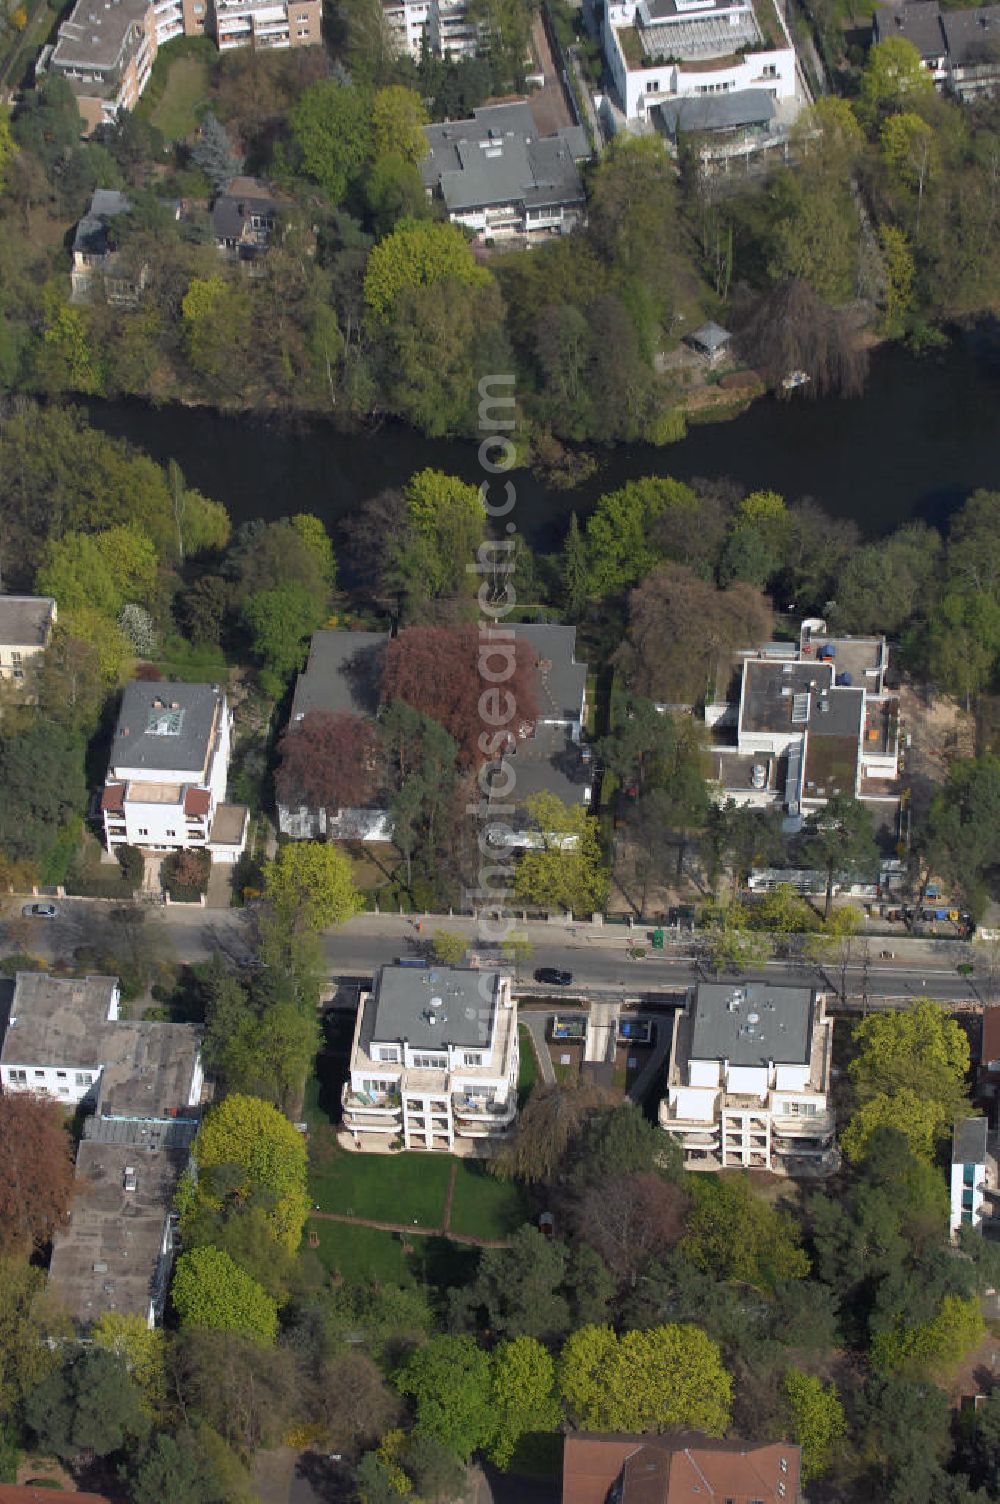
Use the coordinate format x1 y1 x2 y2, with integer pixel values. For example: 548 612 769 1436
58 1087 69 1096
56 1071 67 1079
10 652 21 665
464 1052 483 1067
963 1189 975 1209
165 829 176 837
75 1073 93 1087
762 62 776 76
34 1070 44 1078
964 1163 976 1186
645 78 660 91
377 1047 400 1063
7 1069 26 1084
412 1053 447 1069
137 827 149 837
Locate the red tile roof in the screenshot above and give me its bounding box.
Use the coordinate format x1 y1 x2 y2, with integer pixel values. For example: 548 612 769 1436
562 1433 802 1504
100 783 124 813
0 1488 113 1504
183 787 211 817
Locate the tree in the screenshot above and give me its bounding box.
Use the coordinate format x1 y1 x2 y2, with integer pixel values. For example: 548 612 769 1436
451 1227 571 1343
736 280 869 398
583 478 699 598
619 565 774 705
858 37 934 130
25 1347 149 1461
91 1311 166 1416
870 1292 985 1380
130 1431 214 1504
187 1094 309 1253
192 114 240 192
486 1337 561 1468
241 582 324 693
0 109 15 195
919 756 1000 914
843 1001 971 1162
403 1431 466 1502
680 1173 810 1289
36 627 106 735
926 590 1000 710
275 711 379 820
570 1101 680 1188
573 1172 687 1284
171 1327 299 1456
289 80 373 203
393 1335 492 1460
0 723 86 867
264 840 360 933
832 522 939 635
879 224 917 337
0 1093 75 1255
220 999 320 1115
380 624 538 769
860 1374 951 1501
783 1370 846 1482
493 1079 610 1184
372 85 429 165
560 512 589 617
559 1323 732 1436
63 607 132 686
513 793 610 915
171 1246 279 1344
0 1256 69 1418
363 219 492 321
699 902 772 974
401 468 484 601
430 929 468 965
181 275 253 395
803 794 877 919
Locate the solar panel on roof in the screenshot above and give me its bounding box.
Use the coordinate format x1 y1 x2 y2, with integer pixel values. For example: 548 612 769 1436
791 692 810 724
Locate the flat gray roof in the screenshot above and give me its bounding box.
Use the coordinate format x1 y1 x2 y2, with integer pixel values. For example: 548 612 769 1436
48 1140 187 1327
741 659 835 734
691 981 815 1067
0 594 56 647
52 0 147 73
421 102 586 215
953 1116 988 1165
368 965 500 1050
110 681 222 775
290 630 390 722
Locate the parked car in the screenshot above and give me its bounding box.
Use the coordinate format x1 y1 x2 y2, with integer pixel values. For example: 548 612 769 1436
535 967 573 986
22 903 57 919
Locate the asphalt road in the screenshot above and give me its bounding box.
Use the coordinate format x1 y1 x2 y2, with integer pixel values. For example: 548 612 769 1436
3 900 987 1009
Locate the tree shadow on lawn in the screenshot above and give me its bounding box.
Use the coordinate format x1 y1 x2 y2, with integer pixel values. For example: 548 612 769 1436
408 1235 479 1300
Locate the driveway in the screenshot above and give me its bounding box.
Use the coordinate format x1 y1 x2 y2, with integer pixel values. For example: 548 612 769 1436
253 1449 352 1504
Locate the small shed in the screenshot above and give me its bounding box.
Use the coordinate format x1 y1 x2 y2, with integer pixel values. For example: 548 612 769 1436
688 321 732 363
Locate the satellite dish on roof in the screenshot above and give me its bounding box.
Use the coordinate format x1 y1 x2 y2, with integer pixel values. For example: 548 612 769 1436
429 996 443 1010
748 1012 760 1024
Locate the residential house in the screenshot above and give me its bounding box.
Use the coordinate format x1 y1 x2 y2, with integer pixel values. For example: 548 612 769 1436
705 619 901 830
562 1431 802 1504
40 0 318 130
341 963 519 1152
212 177 284 260
100 680 247 863
874 0 1000 99
383 0 482 57
0 593 56 695
598 0 798 127
977 1007 1000 1124
950 1116 989 1237
659 979 837 1174
0 971 203 1327
420 102 589 241
0 1488 114 1504
70 189 155 305
278 625 592 845
277 629 392 841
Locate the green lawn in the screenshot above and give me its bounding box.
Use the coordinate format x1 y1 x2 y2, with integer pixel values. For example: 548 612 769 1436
448 1161 529 1240
308 1220 415 1286
150 55 212 141
517 1022 538 1105
309 1145 453 1225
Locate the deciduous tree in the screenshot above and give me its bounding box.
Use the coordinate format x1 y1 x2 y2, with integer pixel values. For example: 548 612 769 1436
559 1323 732 1436
172 1246 279 1344
393 1335 492 1460
186 1093 309 1253
364 219 492 322
264 840 360 934
680 1173 810 1289
513 792 610 915
0 1093 75 1256
783 1369 846 1482
803 793 877 919
486 1336 561 1468
25 1347 149 1461
276 711 379 819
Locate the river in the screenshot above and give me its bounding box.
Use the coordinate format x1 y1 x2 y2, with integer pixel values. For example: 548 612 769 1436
85 324 1000 551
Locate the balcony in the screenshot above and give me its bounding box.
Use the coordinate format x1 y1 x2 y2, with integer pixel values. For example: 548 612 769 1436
341 1083 401 1117
771 1108 835 1140
452 1094 516 1134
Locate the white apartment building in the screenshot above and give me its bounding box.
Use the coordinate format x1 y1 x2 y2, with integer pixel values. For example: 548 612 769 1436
950 1117 989 1237
601 0 796 125
705 620 901 829
383 0 479 56
342 964 519 1153
101 681 247 863
659 981 837 1174
384 0 431 54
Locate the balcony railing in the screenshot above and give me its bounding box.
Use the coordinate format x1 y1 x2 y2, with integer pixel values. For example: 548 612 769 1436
452 1094 516 1125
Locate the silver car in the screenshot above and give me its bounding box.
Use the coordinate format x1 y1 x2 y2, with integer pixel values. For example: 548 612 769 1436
22 903 58 918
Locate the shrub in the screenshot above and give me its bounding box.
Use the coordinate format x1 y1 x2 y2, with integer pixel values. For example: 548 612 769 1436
162 848 210 901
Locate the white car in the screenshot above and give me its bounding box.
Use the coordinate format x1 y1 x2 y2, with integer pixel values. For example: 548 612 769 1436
22 903 58 919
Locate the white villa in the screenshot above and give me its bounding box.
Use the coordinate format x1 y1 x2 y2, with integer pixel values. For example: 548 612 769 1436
705 620 901 829
342 964 520 1153
101 681 247 863
659 980 837 1174
601 0 796 125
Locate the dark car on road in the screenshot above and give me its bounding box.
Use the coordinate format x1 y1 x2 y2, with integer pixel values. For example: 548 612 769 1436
534 967 573 986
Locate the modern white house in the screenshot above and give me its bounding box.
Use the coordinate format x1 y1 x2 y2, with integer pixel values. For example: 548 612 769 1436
0 594 56 694
659 980 837 1174
705 621 901 829
341 964 520 1153
0 970 204 1329
950 1117 989 1237
101 681 247 863
600 0 797 125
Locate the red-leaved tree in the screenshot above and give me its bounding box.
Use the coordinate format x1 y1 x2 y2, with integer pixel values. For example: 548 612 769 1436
0 1093 76 1255
275 710 380 814
380 625 539 768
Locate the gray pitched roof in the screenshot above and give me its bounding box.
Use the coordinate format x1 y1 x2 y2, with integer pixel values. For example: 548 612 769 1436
874 0 946 57
656 88 776 136
953 1116 988 1165
109 681 222 775
421 102 587 215
690 320 733 353
290 630 390 722
211 178 280 243
941 5 1000 64
72 191 132 256
0 594 55 647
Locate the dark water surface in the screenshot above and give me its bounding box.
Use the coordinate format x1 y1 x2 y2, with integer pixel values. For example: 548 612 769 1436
85 326 1000 548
